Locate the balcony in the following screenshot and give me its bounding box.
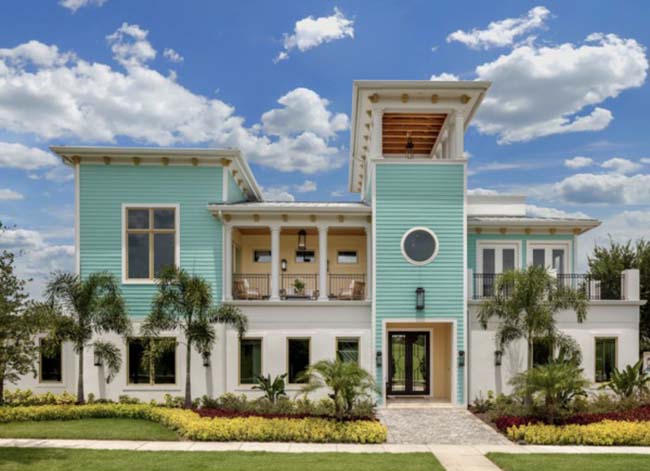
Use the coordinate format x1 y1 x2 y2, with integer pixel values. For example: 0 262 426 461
226 226 370 302
470 272 637 301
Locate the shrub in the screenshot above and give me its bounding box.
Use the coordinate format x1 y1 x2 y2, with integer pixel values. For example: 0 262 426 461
3 389 77 407
0 404 386 443
508 420 650 446
253 373 287 404
601 360 650 399
118 394 141 404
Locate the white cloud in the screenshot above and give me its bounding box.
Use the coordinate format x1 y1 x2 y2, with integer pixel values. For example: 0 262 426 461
0 35 347 174
641 158 650 165
564 156 594 169
0 227 74 298
275 7 354 62
547 172 650 205
468 161 531 176
0 142 58 169
526 204 589 219
163 48 183 63
473 33 648 143
107 23 157 68
0 189 24 201
59 0 108 12
467 188 498 195
447 6 550 50
330 189 345 198
430 72 460 81
262 88 348 138
261 185 295 201
601 157 642 174
295 180 317 193
43 166 74 183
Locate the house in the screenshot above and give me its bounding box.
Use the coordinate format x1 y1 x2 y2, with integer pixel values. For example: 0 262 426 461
17 80 642 406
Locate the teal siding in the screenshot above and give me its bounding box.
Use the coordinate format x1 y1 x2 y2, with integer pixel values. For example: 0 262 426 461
227 170 246 203
79 164 223 318
467 233 576 273
375 163 465 403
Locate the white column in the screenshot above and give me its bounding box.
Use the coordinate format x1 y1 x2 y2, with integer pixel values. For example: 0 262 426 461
442 133 450 160
224 225 233 301
453 112 465 160
365 225 372 301
370 108 383 159
318 225 328 300
270 225 281 300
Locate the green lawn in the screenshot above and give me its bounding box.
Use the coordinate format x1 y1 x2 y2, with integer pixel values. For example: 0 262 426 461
0 419 179 441
0 448 442 471
488 453 650 471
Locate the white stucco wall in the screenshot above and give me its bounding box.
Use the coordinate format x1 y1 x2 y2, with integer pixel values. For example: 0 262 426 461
468 301 641 402
8 303 372 403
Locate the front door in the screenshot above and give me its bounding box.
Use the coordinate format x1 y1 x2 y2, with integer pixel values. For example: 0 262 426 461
387 332 430 395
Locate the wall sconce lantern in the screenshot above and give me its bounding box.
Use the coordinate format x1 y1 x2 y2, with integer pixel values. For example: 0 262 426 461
281 259 287 272
415 287 425 310
494 350 503 367
405 131 414 159
93 349 102 367
202 352 211 367
297 229 307 250
458 350 465 368
375 351 382 368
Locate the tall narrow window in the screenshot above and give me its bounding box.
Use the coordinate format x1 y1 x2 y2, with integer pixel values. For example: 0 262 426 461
532 339 551 367
287 338 310 383
595 338 617 382
552 249 565 274
127 338 176 385
126 207 176 280
39 339 62 383
532 249 545 268
239 339 262 384
336 338 359 364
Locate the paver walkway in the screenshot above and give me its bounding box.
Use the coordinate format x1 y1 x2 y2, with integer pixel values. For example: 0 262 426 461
378 407 510 445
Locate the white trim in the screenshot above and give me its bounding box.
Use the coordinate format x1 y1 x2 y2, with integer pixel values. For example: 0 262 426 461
222 167 229 203
526 241 571 273
371 162 378 401
121 203 181 285
400 227 440 266
74 161 80 275
462 160 468 406
476 240 522 273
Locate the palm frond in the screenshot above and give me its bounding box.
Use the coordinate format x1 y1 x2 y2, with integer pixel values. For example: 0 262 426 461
92 340 122 383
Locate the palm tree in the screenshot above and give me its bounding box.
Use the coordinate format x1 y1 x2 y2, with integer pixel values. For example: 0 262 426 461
144 266 247 408
301 359 376 419
478 265 588 371
46 272 131 403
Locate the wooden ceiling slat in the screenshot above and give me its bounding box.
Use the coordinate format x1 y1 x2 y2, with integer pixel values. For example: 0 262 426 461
380 112 447 156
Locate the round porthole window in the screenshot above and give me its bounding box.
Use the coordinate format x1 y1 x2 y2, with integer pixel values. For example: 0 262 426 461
401 227 439 265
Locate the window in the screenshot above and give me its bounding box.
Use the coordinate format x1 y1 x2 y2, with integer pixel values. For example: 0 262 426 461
595 338 617 382
127 338 176 385
527 243 569 273
239 339 262 384
337 251 358 264
477 243 519 297
532 339 552 367
39 339 62 383
295 250 315 263
125 207 176 280
254 250 271 263
401 227 438 265
336 338 359 364
287 338 310 383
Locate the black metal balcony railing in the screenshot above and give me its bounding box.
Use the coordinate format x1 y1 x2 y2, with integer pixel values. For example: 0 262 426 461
232 273 270 300
280 273 319 300
328 274 366 300
472 273 612 301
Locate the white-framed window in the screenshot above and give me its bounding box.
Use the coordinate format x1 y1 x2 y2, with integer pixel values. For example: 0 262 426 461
401 227 439 266
122 204 180 284
39 338 62 383
527 242 570 274
476 241 521 297
337 251 358 264
253 250 272 263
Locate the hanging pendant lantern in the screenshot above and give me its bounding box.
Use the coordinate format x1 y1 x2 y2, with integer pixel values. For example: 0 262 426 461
406 131 414 159
297 229 307 250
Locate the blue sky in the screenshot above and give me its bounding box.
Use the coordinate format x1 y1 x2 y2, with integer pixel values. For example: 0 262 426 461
0 0 649 296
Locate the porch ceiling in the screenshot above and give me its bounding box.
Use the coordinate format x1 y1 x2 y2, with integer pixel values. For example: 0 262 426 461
382 112 447 155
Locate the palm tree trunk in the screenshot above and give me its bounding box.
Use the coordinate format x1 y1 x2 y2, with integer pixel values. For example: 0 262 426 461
184 342 192 409
77 345 85 404
527 337 534 371
0 378 4 406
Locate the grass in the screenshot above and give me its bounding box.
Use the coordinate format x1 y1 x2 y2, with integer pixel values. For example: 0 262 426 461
0 419 179 441
0 448 443 471
488 453 650 471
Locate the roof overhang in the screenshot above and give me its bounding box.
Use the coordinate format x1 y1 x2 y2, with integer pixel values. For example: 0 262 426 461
208 202 372 217
349 80 491 193
468 216 601 234
50 146 263 201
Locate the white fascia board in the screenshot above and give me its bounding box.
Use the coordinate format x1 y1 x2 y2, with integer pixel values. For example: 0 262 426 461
467 194 527 217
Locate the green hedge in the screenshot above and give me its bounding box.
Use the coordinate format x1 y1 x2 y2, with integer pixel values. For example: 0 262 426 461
0 404 387 444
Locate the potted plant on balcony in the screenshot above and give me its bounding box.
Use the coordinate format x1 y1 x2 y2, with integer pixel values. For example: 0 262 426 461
293 278 305 296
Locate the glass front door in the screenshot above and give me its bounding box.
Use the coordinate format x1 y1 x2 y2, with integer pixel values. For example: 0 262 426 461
387 332 430 395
